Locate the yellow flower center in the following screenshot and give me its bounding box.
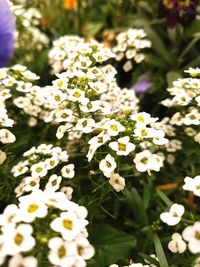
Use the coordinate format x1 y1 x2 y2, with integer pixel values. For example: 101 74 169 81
141 157 148 164
63 219 73 230
110 124 118 131
35 167 43 173
14 233 24 246
58 245 66 258
28 203 39 213
118 143 126 151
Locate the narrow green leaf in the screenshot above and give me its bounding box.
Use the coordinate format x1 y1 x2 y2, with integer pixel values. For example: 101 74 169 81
145 27 171 64
153 233 169 267
183 56 200 70
156 189 172 207
143 183 150 209
124 188 149 225
179 36 200 59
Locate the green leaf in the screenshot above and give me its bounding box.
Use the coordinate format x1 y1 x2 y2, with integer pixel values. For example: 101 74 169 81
156 189 172 207
153 233 169 267
145 27 171 64
124 188 149 226
143 182 151 209
183 55 200 70
179 36 200 59
90 224 136 267
184 20 200 38
166 71 180 87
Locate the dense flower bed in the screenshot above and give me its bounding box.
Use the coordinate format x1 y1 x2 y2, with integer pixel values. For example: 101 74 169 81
0 0 200 266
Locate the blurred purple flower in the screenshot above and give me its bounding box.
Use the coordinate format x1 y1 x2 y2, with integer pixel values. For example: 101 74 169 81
159 0 197 28
0 0 15 67
131 74 151 94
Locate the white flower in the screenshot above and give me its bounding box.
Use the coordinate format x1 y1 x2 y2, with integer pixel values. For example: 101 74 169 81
50 211 88 241
0 150 6 165
76 236 95 260
43 190 71 209
194 132 200 143
0 129 16 144
183 175 200 196
131 112 158 126
48 237 77 267
61 164 75 179
109 173 125 192
109 136 135 156
11 162 29 177
2 224 35 255
134 150 152 173
58 150 69 162
36 144 53 154
160 203 185 226
45 157 59 170
18 190 48 222
87 131 110 161
61 186 73 200
123 60 133 72
104 120 125 136
67 88 87 104
182 222 200 254
76 118 95 133
168 233 186 253
8 254 37 267
23 147 36 157
133 150 163 174
99 154 117 176
0 204 19 226
184 67 200 77
46 174 62 191
30 162 48 178
23 177 40 192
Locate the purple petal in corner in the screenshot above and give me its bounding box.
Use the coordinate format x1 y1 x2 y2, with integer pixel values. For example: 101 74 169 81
0 0 15 67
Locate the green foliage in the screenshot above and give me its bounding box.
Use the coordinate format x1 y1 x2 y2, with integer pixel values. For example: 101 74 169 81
90 224 136 267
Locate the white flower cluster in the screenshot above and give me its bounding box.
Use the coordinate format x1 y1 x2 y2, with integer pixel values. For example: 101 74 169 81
49 35 115 74
9 1 49 63
87 112 167 191
151 117 182 164
100 82 139 115
113 28 151 72
12 143 74 197
168 222 200 255
162 68 200 143
0 189 94 267
46 50 167 191
109 254 158 267
0 68 16 155
44 64 126 138
160 202 200 255
0 65 38 165
0 65 42 126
